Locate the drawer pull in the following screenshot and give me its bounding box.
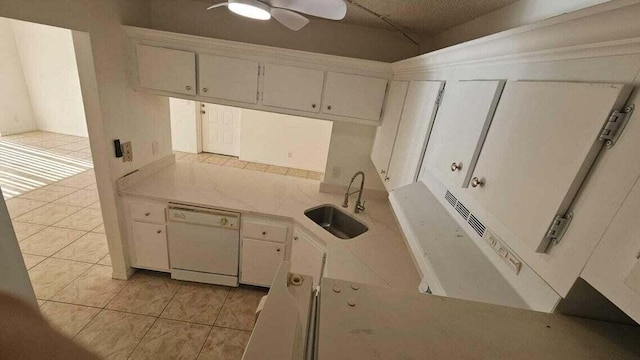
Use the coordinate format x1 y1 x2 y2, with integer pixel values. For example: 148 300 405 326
145 212 150 216
262 231 267 235
276 248 281 252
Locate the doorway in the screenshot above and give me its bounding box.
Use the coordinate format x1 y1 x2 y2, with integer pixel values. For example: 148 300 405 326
201 103 242 156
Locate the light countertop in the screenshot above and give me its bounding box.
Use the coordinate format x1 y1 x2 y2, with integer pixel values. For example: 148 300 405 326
119 160 421 291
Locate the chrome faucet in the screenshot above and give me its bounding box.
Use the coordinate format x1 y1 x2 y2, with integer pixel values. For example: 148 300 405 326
342 171 366 213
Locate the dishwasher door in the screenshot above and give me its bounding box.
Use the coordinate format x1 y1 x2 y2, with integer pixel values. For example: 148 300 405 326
167 206 240 282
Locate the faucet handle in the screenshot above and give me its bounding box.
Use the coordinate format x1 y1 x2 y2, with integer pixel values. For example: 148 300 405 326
356 200 366 213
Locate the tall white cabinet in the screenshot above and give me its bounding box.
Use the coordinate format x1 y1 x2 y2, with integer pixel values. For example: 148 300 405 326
384 81 444 191
370 81 409 185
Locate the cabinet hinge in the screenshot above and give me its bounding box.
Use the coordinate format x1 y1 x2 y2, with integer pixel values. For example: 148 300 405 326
435 88 445 106
542 213 573 252
599 104 634 147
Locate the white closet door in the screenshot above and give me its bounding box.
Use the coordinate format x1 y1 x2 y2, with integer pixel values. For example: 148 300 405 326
136 45 196 95
262 63 324 113
386 81 444 191
198 54 259 104
423 80 504 188
370 81 409 184
322 72 388 121
201 103 241 156
468 81 629 253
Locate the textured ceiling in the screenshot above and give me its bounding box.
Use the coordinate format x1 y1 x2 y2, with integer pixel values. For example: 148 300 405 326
194 0 520 35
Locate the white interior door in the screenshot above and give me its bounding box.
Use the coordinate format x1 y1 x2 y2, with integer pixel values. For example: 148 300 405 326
201 103 241 156
370 81 409 184
423 80 505 188
385 81 444 191
467 81 630 253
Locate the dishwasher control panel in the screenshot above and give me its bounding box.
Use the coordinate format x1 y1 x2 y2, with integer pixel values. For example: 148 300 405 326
168 204 239 229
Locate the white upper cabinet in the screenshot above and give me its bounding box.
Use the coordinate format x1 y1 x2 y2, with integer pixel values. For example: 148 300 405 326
262 63 325 113
385 81 444 191
136 45 196 95
423 80 505 188
370 81 409 184
198 54 260 104
467 81 630 253
322 72 388 121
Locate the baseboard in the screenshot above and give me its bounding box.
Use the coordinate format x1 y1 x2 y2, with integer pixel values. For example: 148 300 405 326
319 182 388 200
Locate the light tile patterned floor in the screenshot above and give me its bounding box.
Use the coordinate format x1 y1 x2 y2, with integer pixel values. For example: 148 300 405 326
175 151 324 181
1 131 269 360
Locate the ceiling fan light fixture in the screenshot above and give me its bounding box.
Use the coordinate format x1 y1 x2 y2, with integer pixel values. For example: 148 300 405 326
228 0 271 20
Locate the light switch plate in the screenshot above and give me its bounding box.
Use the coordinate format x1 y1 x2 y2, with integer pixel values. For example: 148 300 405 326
121 141 133 162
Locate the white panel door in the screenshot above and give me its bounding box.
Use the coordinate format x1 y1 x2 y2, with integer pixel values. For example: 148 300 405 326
136 45 196 95
385 81 445 191
423 80 505 188
291 229 325 288
198 54 259 104
201 103 241 156
322 72 388 121
131 221 169 270
241 238 285 287
370 81 409 184
262 63 324 113
468 81 630 253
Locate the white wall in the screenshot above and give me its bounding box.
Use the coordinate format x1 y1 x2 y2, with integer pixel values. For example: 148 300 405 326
430 0 611 50
323 122 386 192
0 18 35 135
169 97 198 153
239 109 333 172
11 20 88 137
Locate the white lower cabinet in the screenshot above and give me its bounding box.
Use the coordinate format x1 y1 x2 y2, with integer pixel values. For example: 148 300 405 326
240 238 285 287
131 221 169 270
291 228 325 288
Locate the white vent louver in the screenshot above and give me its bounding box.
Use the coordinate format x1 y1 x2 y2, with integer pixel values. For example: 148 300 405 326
455 202 470 220
468 214 486 237
444 190 487 238
445 191 457 207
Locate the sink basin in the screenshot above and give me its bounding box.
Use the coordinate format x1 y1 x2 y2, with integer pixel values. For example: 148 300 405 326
304 205 368 239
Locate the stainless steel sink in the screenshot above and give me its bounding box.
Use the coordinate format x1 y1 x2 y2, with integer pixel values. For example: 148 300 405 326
304 205 368 239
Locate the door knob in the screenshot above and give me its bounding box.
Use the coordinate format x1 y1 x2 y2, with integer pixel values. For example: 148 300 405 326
451 162 462 172
471 177 485 188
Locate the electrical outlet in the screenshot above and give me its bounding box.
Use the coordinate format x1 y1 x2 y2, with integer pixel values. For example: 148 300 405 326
152 141 159 155
331 166 341 179
121 141 133 162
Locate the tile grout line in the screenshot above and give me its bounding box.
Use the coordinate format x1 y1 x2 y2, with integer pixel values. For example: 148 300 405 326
195 288 231 360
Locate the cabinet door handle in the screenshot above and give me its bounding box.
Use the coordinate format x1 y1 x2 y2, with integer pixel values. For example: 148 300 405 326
451 162 462 172
276 248 281 252
157 229 162 234
262 231 267 235
471 177 485 188
203 87 208 93
312 103 317 109
145 212 150 216
327 105 332 110
294 236 299 240
384 177 389 181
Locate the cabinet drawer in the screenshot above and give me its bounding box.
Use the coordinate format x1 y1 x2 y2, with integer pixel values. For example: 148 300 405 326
243 219 288 243
130 203 166 223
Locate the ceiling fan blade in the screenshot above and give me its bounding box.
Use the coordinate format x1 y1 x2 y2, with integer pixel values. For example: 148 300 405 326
270 0 346 20
271 8 309 31
206 2 229 10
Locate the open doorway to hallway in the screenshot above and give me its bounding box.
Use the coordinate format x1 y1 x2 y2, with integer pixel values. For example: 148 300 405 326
170 98 333 181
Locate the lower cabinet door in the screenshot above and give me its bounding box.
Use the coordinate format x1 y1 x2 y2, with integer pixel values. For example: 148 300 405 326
241 238 285 287
131 221 169 270
291 229 325 288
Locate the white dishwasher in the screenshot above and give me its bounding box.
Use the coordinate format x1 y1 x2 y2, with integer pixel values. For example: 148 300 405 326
167 203 240 287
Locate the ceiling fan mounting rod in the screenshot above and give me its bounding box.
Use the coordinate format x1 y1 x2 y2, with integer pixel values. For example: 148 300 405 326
345 0 419 47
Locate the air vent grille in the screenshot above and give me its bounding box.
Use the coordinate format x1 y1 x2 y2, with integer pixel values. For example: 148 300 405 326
455 202 470 220
468 214 486 237
445 191 457 207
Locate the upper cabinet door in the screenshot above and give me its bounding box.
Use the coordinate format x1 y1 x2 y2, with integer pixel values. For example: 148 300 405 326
136 45 196 95
386 81 445 191
468 81 630 253
198 54 259 104
262 63 324 113
370 81 409 183
322 72 388 121
423 80 505 188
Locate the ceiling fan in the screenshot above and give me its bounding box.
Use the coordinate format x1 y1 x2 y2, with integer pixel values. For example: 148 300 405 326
207 0 347 31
